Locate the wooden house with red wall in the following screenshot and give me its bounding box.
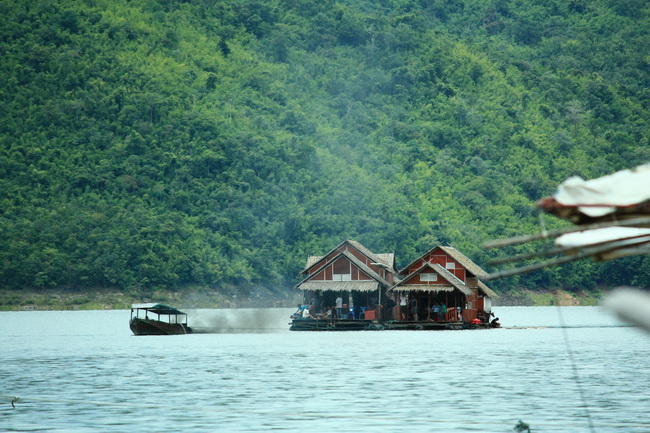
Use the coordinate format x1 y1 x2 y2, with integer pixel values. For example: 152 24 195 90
293 240 397 328
389 245 498 327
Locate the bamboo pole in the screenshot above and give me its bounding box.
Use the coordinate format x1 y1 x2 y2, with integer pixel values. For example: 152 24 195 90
485 237 650 280
489 232 650 266
483 216 650 250
488 245 581 266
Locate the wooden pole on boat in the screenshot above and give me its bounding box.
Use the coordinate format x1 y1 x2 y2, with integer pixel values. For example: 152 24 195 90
488 245 575 265
483 216 650 249
486 237 650 280
445 291 448 320
377 286 386 320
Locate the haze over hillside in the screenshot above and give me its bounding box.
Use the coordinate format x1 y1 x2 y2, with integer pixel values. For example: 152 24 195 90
1 0 648 298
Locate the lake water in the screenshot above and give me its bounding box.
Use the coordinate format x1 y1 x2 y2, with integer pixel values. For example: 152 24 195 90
1 306 649 432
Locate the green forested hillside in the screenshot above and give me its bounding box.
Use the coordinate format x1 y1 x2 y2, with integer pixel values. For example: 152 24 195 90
1 0 649 297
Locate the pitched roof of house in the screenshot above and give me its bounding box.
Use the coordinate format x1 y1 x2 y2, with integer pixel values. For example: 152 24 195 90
302 239 396 273
477 280 499 298
400 244 488 279
390 263 474 296
347 239 396 271
295 250 390 292
441 246 489 279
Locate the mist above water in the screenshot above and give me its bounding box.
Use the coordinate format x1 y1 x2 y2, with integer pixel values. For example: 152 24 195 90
188 308 292 333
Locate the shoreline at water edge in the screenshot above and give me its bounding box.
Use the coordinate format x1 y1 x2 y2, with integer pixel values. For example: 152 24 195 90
0 287 601 311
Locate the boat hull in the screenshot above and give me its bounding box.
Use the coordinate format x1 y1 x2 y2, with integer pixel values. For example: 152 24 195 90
290 319 381 331
382 320 464 330
130 318 192 335
290 319 497 331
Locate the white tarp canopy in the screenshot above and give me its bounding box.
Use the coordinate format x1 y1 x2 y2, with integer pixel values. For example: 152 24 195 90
556 227 650 248
555 227 650 260
553 163 650 217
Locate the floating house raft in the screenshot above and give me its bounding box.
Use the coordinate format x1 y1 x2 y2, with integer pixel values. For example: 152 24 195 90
290 240 499 331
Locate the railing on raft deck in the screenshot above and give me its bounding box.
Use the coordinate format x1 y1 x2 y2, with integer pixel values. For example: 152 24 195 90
445 307 460 321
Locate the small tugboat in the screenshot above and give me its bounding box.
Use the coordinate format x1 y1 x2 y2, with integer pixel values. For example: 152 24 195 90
129 303 192 335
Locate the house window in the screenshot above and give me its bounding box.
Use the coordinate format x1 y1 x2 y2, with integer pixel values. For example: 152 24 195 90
420 273 438 282
333 273 352 281
333 258 351 281
446 262 455 270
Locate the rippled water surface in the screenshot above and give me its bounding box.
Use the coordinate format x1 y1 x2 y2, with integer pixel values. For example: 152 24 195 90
1 306 649 432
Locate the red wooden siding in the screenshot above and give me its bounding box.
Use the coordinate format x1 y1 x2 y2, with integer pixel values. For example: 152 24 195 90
462 288 480 321
303 241 396 285
404 271 446 285
408 249 466 283
408 259 425 274
310 257 373 281
333 257 349 274
338 243 390 279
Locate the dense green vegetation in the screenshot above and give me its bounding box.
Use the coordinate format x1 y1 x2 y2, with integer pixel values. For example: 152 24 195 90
1 0 649 298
